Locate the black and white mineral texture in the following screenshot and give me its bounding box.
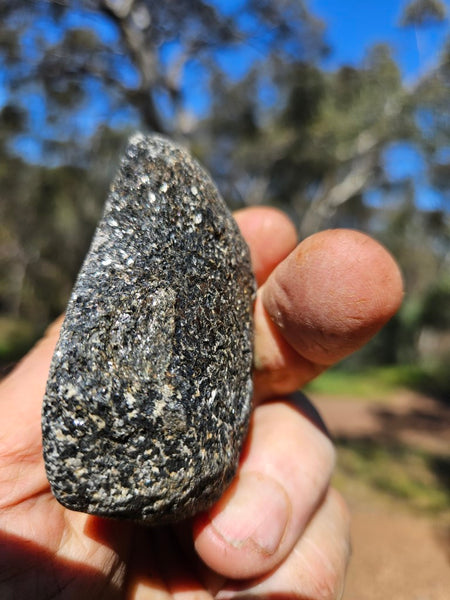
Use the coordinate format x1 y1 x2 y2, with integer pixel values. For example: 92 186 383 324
42 133 255 524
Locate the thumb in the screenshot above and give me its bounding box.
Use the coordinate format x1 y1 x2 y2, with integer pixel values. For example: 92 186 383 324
253 229 404 400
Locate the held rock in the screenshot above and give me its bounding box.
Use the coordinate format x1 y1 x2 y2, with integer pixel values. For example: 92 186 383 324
42 134 255 524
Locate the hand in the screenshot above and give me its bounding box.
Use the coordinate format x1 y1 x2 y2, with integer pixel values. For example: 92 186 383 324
0 207 403 599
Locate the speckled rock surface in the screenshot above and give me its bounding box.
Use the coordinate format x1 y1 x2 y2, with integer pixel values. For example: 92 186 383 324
42 134 255 524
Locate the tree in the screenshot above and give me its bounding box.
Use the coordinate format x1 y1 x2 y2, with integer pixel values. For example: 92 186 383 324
0 0 326 159
199 41 448 239
0 0 448 372
400 0 447 26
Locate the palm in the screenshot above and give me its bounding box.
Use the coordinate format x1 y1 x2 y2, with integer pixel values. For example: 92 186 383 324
1 466 122 596
2 477 218 598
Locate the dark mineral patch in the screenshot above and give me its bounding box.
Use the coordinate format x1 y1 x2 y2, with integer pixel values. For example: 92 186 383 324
42 133 255 524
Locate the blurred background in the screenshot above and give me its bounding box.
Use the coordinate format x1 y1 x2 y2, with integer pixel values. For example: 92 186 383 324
0 0 448 596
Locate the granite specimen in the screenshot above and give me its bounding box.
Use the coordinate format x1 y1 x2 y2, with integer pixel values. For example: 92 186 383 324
42 134 255 524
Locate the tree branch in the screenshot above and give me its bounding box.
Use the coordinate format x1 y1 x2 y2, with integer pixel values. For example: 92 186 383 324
99 0 165 132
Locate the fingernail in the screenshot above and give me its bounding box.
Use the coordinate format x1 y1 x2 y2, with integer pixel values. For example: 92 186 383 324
210 472 289 555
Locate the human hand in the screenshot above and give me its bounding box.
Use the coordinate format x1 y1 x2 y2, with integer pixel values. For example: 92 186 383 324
0 207 403 599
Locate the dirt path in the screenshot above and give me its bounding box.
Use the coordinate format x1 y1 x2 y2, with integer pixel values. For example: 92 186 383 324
312 391 450 600
344 510 449 600
313 391 450 454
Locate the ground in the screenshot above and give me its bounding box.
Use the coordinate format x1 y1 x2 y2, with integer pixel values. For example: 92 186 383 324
312 390 450 600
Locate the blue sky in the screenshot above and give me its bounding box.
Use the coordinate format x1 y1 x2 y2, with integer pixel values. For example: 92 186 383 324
5 0 449 210
311 0 448 81
209 0 449 82
303 0 449 210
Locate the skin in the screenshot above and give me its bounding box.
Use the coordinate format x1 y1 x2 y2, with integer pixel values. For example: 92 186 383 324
0 207 403 599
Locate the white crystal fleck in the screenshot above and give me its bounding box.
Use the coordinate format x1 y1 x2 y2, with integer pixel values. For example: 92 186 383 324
65 383 78 399
128 131 145 145
208 389 218 405
91 415 106 429
124 392 136 407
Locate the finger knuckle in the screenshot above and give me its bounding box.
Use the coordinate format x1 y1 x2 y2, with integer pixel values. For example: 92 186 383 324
293 550 346 600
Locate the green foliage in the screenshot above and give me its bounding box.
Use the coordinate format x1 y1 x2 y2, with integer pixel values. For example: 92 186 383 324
305 364 450 401
0 0 326 140
0 126 127 358
0 316 36 361
305 368 392 399
419 279 450 329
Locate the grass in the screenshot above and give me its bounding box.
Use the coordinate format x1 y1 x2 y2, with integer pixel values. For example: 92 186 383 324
334 439 450 514
306 365 450 514
304 364 448 400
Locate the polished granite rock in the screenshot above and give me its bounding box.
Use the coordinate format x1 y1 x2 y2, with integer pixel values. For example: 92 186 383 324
42 134 255 524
